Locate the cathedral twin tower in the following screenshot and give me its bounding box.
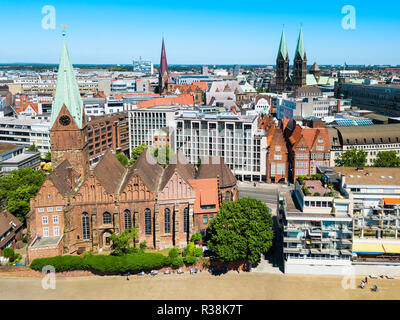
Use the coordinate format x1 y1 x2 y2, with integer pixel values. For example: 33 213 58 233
276 28 307 93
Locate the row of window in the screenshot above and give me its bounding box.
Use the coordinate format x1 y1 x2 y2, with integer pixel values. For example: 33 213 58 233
38 207 62 213
81 208 191 241
43 227 60 237
42 215 59 225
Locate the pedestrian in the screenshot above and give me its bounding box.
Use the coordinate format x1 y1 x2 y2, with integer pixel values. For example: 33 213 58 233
126 271 130 280
365 276 368 283
360 281 364 289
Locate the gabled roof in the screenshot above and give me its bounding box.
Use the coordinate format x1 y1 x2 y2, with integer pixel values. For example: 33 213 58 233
48 159 75 196
93 149 126 194
197 156 237 188
122 149 163 193
50 39 84 129
0 210 22 237
137 94 194 108
159 149 195 191
188 178 219 214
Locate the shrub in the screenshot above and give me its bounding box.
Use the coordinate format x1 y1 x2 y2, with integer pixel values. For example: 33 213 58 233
139 241 147 250
182 247 189 257
168 248 180 259
184 255 197 265
314 192 321 196
22 236 28 243
3 247 15 258
203 259 210 267
191 233 202 242
304 176 311 180
169 257 184 269
187 242 195 256
311 173 322 180
194 247 203 257
30 252 169 273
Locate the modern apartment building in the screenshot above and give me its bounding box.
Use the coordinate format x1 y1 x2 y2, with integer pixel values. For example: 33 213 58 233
278 177 353 274
0 117 51 156
133 58 154 75
333 167 400 264
175 111 266 181
87 113 130 164
128 106 192 151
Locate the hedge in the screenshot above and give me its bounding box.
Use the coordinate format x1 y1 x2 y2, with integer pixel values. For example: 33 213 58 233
30 252 169 273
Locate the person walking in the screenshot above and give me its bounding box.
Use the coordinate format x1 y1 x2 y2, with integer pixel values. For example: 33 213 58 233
365 276 368 284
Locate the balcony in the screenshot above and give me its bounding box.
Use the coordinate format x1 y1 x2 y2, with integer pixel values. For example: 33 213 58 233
284 237 302 243
283 248 301 254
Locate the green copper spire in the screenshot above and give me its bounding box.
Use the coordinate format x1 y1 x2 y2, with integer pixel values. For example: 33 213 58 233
295 27 306 60
277 29 288 60
50 37 84 129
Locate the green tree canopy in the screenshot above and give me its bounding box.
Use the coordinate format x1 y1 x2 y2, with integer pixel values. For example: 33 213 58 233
373 151 400 167
0 168 46 222
116 152 129 167
129 143 149 165
109 228 138 256
27 143 39 152
44 152 51 162
152 145 173 166
207 197 274 264
335 147 367 167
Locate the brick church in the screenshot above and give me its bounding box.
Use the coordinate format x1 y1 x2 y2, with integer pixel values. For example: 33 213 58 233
27 38 239 261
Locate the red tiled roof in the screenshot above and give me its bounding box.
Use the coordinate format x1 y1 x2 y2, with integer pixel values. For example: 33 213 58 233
14 102 39 114
137 94 194 109
188 178 219 214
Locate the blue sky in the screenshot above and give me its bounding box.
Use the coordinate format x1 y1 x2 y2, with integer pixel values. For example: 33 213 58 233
1 0 399 65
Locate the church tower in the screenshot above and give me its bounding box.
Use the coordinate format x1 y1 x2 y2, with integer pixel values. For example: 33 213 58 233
50 33 89 179
276 29 289 93
158 38 169 94
293 28 307 89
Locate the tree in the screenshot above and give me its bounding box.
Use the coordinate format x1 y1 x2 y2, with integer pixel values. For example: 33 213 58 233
129 144 149 165
44 152 51 162
27 143 39 152
207 197 274 265
373 151 400 167
152 145 173 166
335 147 367 167
109 228 138 256
0 168 45 222
116 152 129 167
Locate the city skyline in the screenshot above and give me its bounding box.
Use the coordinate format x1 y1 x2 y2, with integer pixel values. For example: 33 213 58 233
1 0 399 65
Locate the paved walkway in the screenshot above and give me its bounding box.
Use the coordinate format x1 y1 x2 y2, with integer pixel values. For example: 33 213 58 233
1 272 399 300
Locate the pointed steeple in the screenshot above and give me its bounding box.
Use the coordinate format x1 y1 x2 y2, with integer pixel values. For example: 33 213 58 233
159 38 168 77
50 37 84 129
295 28 306 60
277 29 288 60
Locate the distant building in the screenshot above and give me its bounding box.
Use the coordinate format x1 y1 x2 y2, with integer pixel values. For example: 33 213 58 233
0 210 23 250
133 58 154 75
202 66 209 75
233 64 240 76
335 82 400 117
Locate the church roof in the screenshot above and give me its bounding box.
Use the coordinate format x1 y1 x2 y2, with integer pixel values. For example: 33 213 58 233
159 149 196 191
94 150 126 194
277 29 288 60
295 28 306 60
310 62 320 72
124 149 163 193
197 156 237 188
48 159 75 196
50 39 84 129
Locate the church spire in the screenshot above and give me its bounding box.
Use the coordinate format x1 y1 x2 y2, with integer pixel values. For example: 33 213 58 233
160 38 168 77
50 34 84 130
295 27 306 60
277 29 288 60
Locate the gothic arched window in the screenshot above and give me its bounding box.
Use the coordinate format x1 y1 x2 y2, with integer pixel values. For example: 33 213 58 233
184 207 189 233
103 212 112 224
145 209 151 235
164 208 171 234
124 210 132 230
82 212 90 240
